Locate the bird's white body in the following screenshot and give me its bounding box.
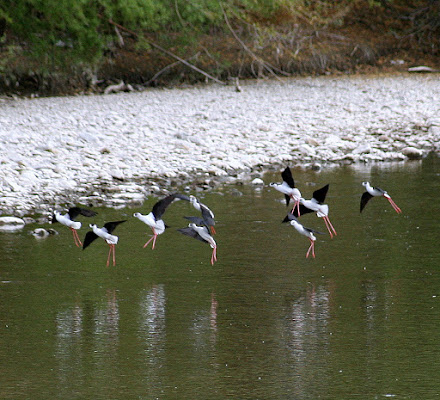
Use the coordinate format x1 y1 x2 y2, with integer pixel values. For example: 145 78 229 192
270 182 301 201
300 198 329 218
133 212 165 235
189 223 216 248
90 224 119 245
290 219 316 241
54 212 81 230
288 218 318 258
362 181 388 198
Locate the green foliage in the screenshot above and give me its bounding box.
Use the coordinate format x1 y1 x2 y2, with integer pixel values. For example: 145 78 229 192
1 0 439 88
0 0 290 71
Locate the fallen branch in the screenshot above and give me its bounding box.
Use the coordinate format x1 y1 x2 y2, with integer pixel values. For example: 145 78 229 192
102 17 226 85
147 52 201 85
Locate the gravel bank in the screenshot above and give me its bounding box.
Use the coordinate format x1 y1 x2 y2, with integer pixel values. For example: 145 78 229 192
1 74 439 216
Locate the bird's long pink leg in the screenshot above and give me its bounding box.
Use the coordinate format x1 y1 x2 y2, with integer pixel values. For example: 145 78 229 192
211 246 217 265
324 216 337 237
306 239 315 258
386 196 401 214
112 244 116 266
106 245 112 267
291 198 300 216
143 233 157 249
322 217 333 239
70 228 82 247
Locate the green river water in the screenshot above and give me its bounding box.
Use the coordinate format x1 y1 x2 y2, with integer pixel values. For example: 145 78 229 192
1 155 440 399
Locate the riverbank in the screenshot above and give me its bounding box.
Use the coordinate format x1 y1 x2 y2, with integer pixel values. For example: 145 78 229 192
1 73 439 217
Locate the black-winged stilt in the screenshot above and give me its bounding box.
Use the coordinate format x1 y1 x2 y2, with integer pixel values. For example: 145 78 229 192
178 218 217 265
269 167 302 216
133 193 182 249
283 213 324 258
178 194 216 234
52 207 97 247
83 220 126 267
360 182 402 214
292 184 337 238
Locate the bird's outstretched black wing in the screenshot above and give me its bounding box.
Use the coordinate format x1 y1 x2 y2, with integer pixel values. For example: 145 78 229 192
103 220 127 234
83 231 98 250
312 184 329 204
184 216 206 226
304 227 326 235
152 194 178 219
360 192 373 213
174 193 191 202
291 204 314 218
281 167 295 188
178 227 208 244
68 207 97 220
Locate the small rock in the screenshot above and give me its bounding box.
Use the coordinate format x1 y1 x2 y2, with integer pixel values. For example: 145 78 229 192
311 162 322 171
402 146 424 160
251 178 264 185
0 216 26 226
298 144 316 156
408 66 438 73
353 144 371 154
0 216 26 231
306 137 319 147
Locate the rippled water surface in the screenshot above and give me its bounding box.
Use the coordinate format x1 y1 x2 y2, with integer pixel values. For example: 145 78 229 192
2 155 440 399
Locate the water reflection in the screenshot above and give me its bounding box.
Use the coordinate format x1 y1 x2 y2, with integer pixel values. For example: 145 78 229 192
191 292 218 350
281 283 331 398
54 289 120 396
139 284 166 358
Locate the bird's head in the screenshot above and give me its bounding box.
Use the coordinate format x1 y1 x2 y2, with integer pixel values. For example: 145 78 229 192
133 212 140 218
189 195 197 204
89 224 97 229
361 181 369 187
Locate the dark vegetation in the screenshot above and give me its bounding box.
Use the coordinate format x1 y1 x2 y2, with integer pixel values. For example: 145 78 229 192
0 0 439 95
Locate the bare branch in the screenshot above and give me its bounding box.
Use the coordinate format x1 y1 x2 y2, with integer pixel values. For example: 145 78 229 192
218 1 289 79
102 17 226 85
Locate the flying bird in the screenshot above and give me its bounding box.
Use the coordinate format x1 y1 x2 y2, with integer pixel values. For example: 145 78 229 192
270 167 302 216
283 214 324 258
360 182 402 214
178 218 217 265
83 220 126 267
52 207 97 247
177 194 216 234
292 184 337 238
134 193 182 249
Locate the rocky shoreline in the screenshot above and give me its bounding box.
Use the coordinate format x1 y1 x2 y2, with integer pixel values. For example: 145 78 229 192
1 73 439 218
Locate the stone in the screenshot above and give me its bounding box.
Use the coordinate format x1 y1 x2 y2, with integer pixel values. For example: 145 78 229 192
251 178 264 185
353 144 371 154
401 146 424 160
0 216 26 231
